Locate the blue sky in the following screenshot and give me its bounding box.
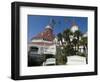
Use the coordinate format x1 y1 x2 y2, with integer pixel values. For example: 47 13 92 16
28 15 88 41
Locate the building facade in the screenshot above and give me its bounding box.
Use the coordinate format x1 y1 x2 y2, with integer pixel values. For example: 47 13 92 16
28 25 56 55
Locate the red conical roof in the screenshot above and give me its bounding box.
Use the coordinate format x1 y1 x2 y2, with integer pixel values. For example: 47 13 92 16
32 25 54 41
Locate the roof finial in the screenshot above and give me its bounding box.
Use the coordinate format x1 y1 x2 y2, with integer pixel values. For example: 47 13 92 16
49 18 53 26
48 18 56 28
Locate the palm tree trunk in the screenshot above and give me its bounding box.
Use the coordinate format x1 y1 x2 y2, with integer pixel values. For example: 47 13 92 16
85 46 88 64
75 45 76 55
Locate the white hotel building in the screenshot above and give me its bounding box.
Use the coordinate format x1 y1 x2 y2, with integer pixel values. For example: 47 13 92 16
28 25 56 56
28 23 87 56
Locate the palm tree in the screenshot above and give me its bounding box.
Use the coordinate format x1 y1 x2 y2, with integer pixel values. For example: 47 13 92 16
56 46 67 65
57 33 63 45
62 29 75 56
80 37 88 64
63 44 74 56
81 37 87 52
63 29 72 44
72 38 78 55
74 30 82 50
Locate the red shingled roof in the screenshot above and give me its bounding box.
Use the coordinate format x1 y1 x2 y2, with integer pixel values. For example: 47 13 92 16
32 27 54 41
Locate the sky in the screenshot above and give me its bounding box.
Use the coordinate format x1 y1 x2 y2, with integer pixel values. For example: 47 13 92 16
28 15 88 42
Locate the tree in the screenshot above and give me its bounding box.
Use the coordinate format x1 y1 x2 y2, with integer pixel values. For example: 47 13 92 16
80 37 88 64
80 37 87 52
63 29 72 44
72 38 78 55
57 33 63 45
56 47 67 65
74 30 82 50
63 44 75 56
